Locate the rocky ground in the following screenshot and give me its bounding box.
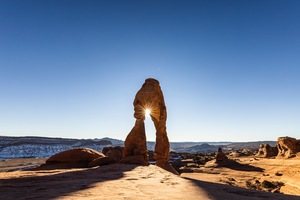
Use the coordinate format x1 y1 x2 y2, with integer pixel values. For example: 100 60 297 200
179 153 300 196
1 152 300 199
1 163 299 200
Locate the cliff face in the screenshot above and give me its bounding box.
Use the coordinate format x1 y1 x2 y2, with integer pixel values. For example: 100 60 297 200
0 136 112 158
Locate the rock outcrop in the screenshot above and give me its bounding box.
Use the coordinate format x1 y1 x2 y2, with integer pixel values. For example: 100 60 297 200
256 144 278 158
229 151 242 157
205 148 236 168
35 148 119 169
216 147 228 162
44 148 105 168
46 148 104 164
119 78 177 174
102 146 124 162
88 156 116 167
277 137 300 158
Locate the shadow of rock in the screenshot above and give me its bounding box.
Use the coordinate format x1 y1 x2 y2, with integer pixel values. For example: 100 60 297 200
205 160 264 172
0 163 137 200
26 162 91 170
223 162 264 172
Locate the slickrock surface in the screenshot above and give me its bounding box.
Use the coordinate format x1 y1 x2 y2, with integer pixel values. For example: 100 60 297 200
1 163 299 200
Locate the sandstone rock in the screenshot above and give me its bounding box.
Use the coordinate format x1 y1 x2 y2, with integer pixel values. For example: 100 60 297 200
277 137 299 158
88 156 116 167
46 148 104 168
148 150 156 161
256 144 265 157
119 78 175 174
102 146 124 162
121 118 149 164
204 149 240 168
118 155 149 165
216 147 228 162
171 159 184 173
156 158 179 175
256 144 278 158
229 151 242 157
271 187 280 193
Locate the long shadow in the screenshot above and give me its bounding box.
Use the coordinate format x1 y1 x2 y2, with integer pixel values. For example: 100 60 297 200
205 160 265 172
0 163 138 200
182 177 300 200
221 161 264 172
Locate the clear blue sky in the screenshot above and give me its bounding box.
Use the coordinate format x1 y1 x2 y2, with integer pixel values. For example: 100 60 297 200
1 0 299 142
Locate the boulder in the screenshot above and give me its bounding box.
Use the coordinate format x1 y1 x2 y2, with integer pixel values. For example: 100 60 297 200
102 146 124 162
216 147 228 162
46 148 104 168
148 150 156 161
229 151 242 157
255 144 278 158
88 156 116 167
277 137 299 158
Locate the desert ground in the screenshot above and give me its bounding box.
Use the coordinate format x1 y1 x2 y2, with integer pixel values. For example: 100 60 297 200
181 154 300 197
0 156 300 200
0 157 47 173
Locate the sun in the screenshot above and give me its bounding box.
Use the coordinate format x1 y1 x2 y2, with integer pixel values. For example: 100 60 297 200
145 109 151 117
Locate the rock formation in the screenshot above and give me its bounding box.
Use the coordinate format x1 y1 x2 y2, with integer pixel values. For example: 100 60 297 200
43 148 105 168
88 156 117 167
277 137 300 158
229 151 242 157
119 78 177 174
216 147 228 162
256 144 278 158
205 147 236 168
102 146 124 162
34 148 118 170
46 148 104 164
119 118 149 165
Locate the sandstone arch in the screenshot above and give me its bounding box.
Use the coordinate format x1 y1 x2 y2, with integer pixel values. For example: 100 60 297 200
119 78 177 174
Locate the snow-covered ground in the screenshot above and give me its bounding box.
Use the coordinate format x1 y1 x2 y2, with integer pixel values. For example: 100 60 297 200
0 144 111 158
0 136 114 158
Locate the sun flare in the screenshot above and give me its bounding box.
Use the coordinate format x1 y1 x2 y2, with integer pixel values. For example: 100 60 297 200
145 109 151 117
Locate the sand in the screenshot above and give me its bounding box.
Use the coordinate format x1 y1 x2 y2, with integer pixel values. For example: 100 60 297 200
0 162 299 200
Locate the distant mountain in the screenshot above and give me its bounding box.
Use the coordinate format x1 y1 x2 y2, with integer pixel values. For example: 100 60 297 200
0 136 112 158
0 135 277 158
173 141 277 153
169 141 232 152
93 137 124 146
186 143 216 150
182 143 218 153
223 141 277 151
